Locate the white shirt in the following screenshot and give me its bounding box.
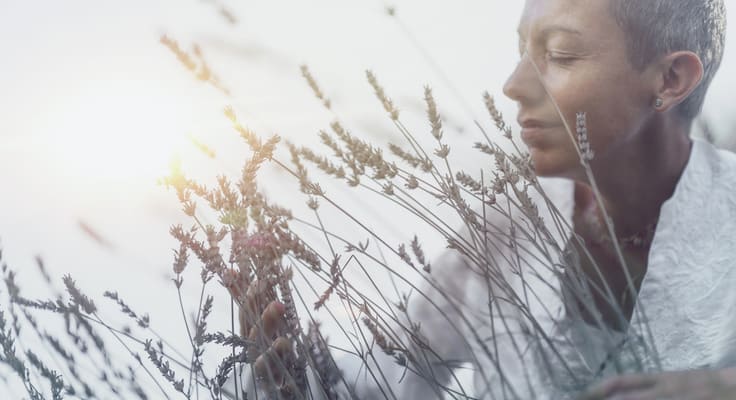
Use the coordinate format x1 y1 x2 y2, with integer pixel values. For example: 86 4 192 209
225 138 736 399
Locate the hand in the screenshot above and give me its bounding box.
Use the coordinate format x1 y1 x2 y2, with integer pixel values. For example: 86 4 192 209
238 280 298 396
578 367 736 400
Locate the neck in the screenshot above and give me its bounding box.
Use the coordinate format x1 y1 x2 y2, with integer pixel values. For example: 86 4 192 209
575 117 693 238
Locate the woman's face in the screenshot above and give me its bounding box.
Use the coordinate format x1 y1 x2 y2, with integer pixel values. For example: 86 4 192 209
504 0 657 179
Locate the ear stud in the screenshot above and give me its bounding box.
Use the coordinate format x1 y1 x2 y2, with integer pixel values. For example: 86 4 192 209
654 98 664 108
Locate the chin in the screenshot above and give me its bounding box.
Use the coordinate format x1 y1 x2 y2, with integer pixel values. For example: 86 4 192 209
528 148 579 179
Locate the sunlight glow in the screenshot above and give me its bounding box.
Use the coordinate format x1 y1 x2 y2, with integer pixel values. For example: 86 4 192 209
47 82 191 182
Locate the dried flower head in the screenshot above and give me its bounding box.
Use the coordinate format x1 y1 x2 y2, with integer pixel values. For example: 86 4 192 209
300 65 331 109
576 112 595 162
424 86 443 140
411 236 431 273
160 35 229 94
434 144 450 159
484 92 512 139
405 174 419 189
366 70 400 121
172 242 189 276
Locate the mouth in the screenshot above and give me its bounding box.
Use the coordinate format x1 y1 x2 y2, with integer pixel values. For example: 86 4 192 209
518 119 559 145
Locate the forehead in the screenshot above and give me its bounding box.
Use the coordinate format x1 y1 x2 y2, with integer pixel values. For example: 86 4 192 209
518 0 618 39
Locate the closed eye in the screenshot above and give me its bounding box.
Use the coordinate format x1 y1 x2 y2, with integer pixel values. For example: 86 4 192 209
545 52 577 65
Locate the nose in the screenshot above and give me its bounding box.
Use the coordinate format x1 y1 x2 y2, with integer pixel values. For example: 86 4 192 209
503 52 543 106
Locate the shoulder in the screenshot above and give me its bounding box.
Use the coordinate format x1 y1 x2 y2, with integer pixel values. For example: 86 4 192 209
689 139 736 211
692 139 736 187
655 138 736 256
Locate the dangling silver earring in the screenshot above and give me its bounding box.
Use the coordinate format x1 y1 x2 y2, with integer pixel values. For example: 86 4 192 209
654 98 664 109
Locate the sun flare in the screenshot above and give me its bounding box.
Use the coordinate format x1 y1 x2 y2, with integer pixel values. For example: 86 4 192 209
47 83 191 182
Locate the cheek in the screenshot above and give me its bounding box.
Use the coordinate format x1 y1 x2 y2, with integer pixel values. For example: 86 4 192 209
585 97 645 154
532 64 649 172
548 76 643 153
544 72 595 124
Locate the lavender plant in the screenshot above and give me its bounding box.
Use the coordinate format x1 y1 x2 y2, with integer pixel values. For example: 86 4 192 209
152 30 666 398
0 8 686 400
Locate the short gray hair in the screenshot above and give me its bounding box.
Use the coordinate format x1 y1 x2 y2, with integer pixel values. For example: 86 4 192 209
610 0 727 120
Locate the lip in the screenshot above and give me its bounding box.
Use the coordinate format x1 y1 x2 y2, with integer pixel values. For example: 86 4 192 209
520 127 549 145
518 118 554 129
518 119 559 144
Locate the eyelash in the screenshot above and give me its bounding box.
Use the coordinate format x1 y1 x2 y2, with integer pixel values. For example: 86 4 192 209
517 43 575 65
545 52 577 65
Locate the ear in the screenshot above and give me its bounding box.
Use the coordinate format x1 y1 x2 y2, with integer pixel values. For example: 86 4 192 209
654 51 704 112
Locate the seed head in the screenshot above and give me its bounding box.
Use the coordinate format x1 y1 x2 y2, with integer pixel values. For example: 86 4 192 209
300 65 331 110
576 112 595 162
484 92 512 139
366 70 399 121
424 86 443 140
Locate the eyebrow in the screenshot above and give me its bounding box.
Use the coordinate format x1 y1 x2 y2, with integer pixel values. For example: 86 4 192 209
517 24 583 39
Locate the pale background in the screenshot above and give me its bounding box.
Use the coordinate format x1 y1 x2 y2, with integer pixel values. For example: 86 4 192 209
0 0 734 396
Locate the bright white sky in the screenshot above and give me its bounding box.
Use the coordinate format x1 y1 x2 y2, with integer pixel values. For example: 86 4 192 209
0 0 734 396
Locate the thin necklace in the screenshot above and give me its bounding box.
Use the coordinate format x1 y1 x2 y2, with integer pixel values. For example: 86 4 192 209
618 222 658 248
580 204 658 249
589 218 658 249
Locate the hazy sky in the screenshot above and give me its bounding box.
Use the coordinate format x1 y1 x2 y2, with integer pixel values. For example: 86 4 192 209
0 0 526 314
0 1 734 395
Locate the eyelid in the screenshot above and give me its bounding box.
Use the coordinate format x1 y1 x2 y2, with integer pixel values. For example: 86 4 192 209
547 50 575 57
545 51 577 64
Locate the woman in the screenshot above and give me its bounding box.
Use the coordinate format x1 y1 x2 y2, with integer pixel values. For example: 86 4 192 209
230 0 736 398
498 0 736 398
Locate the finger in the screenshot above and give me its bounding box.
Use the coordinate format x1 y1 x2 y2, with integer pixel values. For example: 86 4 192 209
279 380 299 398
605 392 651 400
272 336 294 365
254 348 284 386
243 281 269 333
238 305 251 338
246 326 262 361
241 306 264 348
245 279 276 316
606 388 659 400
245 280 260 316
261 301 286 339
245 301 284 360
579 374 656 400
